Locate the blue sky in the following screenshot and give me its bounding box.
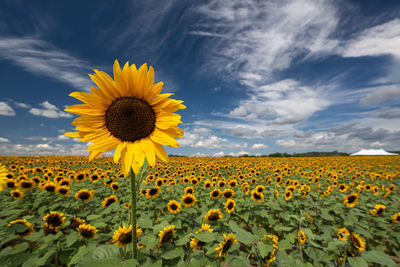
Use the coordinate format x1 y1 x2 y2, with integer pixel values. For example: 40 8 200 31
1 0 400 157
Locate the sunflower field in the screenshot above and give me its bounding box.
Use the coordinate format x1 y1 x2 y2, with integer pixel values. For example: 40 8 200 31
0 155 399 267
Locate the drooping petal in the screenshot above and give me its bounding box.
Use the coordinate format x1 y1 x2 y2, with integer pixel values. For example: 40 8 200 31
113 142 126 163
149 128 180 148
154 143 169 162
140 138 156 167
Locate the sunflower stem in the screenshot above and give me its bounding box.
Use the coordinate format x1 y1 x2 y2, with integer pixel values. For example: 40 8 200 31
130 169 137 261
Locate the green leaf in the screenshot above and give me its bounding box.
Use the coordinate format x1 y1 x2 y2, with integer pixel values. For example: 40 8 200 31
175 233 192 246
90 245 121 259
66 231 79 247
194 231 215 243
69 245 91 265
141 234 158 249
162 247 184 260
228 220 253 245
229 256 250 267
24 231 42 242
274 225 294 232
327 239 347 250
348 257 369 267
138 214 153 228
278 239 293 251
36 248 56 266
119 259 138 267
361 250 397 266
257 242 273 258
78 257 122 267
3 242 29 255
87 214 102 220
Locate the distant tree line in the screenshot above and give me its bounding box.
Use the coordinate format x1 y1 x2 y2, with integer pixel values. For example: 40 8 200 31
168 151 350 157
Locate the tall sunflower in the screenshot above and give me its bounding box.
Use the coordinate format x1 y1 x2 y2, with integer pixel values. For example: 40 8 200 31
64 60 186 175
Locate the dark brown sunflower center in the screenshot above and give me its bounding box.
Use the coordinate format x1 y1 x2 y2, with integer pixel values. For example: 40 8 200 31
149 188 158 195
59 188 68 194
222 240 233 253
212 191 219 197
45 185 56 192
170 204 178 210
227 202 234 209
348 195 356 203
81 229 94 239
47 216 62 227
79 192 90 200
208 213 220 221
119 232 132 244
254 193 261 200
184 197 194 204
224 192 232 198
105 198 116 207
161 231 173 244
105 97 156 142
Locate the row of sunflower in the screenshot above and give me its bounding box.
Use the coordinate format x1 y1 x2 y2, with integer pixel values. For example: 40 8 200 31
0 155 399 266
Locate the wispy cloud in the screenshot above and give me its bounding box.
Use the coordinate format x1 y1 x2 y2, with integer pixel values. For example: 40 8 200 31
29 101 72 118
192 0 339 85
0 101 15 116
359 84 400 105
0 37 94 90
340 19 400 59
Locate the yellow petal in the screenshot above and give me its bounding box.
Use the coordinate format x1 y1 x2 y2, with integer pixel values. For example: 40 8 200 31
154 143 169 162
113 142 126 163
140 138 156 167
149 92 173 106
122 143 135 175
65 104 104 116
142 66 154 100
149 127 180 148
69 92 108 109
89 151 103 161
88 136 119 151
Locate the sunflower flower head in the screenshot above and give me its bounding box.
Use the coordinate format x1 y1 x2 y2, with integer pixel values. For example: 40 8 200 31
64 60 186 176
78 223 98 240
158 225 175 246
369 204 386 216
351 233 366 252
43 211 66 229
215 233 237 258
8 219 35 237
112 225 142 247
337 228 350 241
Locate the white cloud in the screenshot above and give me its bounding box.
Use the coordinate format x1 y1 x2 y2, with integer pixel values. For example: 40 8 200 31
359 84 400 105
57 135 71 140
370 141 387 148
0 37 94 90
29 101 72 118
228 79 331 126
251 143 268 150
0 102 16 116
0 137 10 142
340 19 400 59
213 151 225 157
228 151 249 157
194 135 228 149
193 0 338 84
0 142 90 156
